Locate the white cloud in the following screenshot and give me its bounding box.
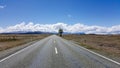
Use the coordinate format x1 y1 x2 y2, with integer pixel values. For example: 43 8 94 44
0 5 6 9
0 27 4 32
0 22 120 34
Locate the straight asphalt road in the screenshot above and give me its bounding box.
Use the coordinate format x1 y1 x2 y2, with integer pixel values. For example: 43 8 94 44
0 35 120 68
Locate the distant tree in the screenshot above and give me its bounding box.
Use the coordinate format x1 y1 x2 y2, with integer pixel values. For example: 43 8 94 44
58 29 63 37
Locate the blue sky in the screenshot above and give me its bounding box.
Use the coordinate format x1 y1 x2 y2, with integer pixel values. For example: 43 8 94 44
0 0 120 27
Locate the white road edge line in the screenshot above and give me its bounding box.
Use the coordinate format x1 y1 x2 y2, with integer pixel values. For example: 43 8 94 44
55 47 58 54
0 43 36 63
73 42 120 65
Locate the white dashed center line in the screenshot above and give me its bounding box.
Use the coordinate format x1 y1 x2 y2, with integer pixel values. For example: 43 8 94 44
55 47 58 54
54 40 56 43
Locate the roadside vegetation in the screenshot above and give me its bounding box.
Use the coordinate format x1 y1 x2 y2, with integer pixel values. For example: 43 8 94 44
0 34 50 51
63 34 120 62
58 29 63 37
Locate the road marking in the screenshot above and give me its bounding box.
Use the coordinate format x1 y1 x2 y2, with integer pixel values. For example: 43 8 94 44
55 47 58 54
54 40 56 43
0 42 37 63
71 41 120 65
81 46 120 65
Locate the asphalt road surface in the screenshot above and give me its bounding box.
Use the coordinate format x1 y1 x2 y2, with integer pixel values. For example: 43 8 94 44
0 35 120 68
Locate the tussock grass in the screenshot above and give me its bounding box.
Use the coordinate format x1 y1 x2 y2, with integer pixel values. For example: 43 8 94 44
0 34 50 51
63 34 120 57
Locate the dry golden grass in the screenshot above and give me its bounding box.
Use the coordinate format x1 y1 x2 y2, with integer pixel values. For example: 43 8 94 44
0 34 50 51
63 34 120 57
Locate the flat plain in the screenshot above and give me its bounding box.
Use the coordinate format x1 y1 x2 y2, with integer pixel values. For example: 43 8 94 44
0 34 50 51
63 34 120 62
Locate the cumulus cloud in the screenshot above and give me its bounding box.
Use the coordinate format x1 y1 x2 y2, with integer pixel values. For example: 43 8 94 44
0 22 120 34
0 5 6 9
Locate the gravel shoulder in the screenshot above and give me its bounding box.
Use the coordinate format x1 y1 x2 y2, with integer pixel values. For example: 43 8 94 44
0 40 38 60
0 34 50 60
63 34 120 63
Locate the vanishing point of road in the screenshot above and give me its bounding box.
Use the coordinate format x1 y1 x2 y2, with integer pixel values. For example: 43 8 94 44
0 35 120 68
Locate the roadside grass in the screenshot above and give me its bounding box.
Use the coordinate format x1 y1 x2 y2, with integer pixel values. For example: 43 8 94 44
63 34 120 62
80 43 97 50
0 34 50 51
